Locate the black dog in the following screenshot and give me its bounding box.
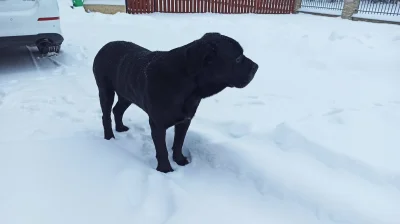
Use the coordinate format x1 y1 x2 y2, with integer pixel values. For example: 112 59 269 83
93 32 258 173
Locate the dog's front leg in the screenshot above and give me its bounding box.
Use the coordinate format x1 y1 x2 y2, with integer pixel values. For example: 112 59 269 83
149 119 174 173
172 120 191 166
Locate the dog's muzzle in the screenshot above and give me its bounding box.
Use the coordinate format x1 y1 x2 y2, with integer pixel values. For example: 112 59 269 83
235 63 258 88
248 63 258 81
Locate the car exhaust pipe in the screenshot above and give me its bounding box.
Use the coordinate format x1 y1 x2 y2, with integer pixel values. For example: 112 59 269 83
36 38 61 55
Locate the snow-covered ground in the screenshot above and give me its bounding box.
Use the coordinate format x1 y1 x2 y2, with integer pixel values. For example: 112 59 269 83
1 1 400 224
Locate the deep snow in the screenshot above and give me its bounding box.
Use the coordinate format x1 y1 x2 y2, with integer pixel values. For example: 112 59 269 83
1 1 400 224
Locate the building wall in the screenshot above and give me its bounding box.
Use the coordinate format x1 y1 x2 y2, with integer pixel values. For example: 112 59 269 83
83 4 126 14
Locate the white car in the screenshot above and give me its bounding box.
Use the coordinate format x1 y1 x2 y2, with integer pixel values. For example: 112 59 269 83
0 0 63 54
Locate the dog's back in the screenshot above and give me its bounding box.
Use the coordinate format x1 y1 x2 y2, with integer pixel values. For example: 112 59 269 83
93 41 149 87
93 40 159 113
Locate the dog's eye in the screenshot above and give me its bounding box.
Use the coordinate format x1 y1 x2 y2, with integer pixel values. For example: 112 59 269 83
236 55 243 63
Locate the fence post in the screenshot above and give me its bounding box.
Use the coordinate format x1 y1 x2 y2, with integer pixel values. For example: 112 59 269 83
341 0 360 19
294 0 302 12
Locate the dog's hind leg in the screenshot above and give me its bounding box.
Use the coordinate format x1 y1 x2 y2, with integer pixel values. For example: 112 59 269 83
113 94 131 132
99 86 115 140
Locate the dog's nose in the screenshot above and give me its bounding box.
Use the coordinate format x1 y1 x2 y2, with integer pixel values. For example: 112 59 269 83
250 64 258 76
248 63 258 79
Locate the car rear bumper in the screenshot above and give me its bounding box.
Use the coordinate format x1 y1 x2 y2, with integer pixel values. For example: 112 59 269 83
0 33 63 48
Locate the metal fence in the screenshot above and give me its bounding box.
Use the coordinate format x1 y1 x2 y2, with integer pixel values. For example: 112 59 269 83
356 0 400 16
127 0 296 14
300 0 344 11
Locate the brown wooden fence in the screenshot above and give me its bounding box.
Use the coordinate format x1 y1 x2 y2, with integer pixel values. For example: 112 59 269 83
126 0 295 14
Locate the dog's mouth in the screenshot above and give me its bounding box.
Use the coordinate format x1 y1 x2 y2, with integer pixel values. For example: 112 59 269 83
231 64 258 88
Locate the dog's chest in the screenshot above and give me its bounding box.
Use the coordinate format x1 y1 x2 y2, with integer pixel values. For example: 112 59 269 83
151 93 201 128
167 101 200 127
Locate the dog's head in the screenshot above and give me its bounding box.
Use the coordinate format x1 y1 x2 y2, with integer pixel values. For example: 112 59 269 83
185 32 258 89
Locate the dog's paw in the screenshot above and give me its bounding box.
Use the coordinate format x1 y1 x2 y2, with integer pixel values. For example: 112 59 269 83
104 132 115 140
156 164 174 173
173 155 189 166
116 125 130 132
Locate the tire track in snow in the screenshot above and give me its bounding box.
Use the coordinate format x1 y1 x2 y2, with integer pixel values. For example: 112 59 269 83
27 46 67 78
109 130 183 224
27 46 41 74
181 127 390 224
24 46 97 123
89 113 395 223
268 123 400 224
108 118 389 223
270 123 400 190
111 165 179 224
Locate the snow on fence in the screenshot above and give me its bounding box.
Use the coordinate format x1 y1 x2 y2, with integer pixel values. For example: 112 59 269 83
356 0 400 16
126 0 295 14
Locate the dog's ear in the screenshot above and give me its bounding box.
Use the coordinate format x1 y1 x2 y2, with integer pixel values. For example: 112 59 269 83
201 32 221 40
185 39 217 77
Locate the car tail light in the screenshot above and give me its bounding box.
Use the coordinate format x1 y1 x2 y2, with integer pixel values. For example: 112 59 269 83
37 17 60 21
